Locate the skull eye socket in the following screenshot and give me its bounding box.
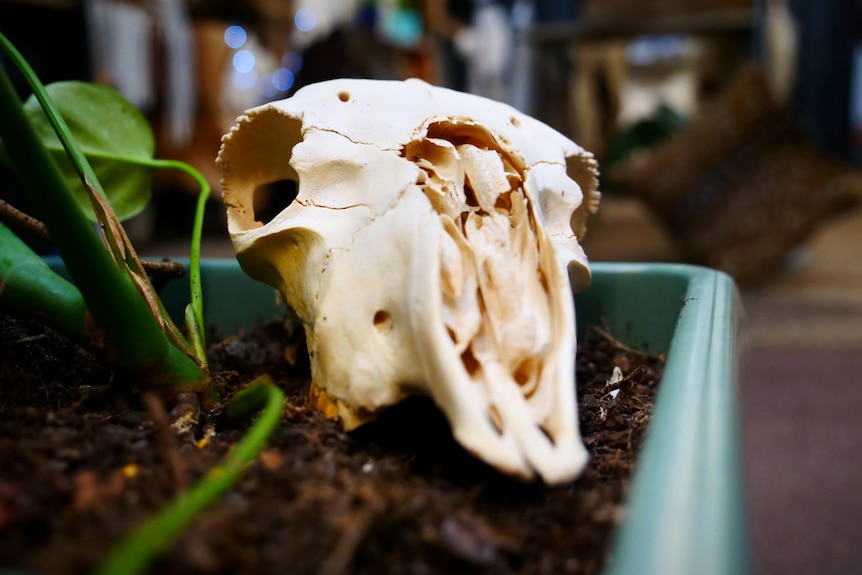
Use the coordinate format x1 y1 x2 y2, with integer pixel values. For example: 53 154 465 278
220 107 303 233
253 178 299 226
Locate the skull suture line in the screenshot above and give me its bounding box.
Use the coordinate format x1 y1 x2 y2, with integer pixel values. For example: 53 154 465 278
218 79 600 484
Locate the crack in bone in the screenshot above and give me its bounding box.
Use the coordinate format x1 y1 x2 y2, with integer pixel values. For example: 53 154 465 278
306 126 382 150
305 200 368 211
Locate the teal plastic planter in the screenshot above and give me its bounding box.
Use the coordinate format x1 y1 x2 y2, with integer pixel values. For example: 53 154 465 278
48 258 750 575
580 264 749 575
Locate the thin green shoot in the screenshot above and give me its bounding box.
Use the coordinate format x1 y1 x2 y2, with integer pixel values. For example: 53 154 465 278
128 158 211 364
97 377 285 575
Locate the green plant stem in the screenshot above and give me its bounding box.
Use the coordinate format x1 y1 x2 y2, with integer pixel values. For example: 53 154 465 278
0 33 206 393
97 377 284 575
222 378 277 423
146 158 210 362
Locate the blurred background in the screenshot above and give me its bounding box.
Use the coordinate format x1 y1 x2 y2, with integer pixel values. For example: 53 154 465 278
1 1 862 574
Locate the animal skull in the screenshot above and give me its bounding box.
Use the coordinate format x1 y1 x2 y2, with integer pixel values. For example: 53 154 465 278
218 78 600 484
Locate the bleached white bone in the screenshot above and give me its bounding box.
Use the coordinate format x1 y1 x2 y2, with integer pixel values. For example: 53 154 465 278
218 78 600 484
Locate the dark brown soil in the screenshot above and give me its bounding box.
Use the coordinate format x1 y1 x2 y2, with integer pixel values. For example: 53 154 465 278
0 313 664 575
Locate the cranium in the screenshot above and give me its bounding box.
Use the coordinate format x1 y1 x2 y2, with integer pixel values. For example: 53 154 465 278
218 78 600 484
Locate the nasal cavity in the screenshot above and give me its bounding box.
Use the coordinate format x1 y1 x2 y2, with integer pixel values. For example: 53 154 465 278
253 178 298 226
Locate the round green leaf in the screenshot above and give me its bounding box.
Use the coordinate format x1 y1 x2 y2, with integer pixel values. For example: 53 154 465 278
22 81 155 221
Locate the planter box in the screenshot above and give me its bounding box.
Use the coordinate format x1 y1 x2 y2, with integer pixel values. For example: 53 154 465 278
48 258 750 575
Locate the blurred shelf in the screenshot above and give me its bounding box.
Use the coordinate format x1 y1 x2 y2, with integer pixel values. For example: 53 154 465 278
528 9 754 44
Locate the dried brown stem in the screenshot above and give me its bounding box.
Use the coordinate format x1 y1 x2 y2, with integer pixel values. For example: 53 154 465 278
589 325 651 358
316 485 383 575
139 258 187 280
0 196 48 240
0 197 186 279
144 392 188 494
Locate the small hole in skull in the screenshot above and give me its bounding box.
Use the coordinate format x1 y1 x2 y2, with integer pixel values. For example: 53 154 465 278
338 91 350 102
513 357 535 389
373 310 392 333
509 116 521 127
253 179 298 225
460 346 480 377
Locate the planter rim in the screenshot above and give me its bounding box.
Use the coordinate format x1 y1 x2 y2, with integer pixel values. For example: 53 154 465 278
593 262 749 575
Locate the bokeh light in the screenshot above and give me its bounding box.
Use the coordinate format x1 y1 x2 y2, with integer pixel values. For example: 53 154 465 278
224 25 247 49
295 9 316 32
272 68 295 91
232 50 256 74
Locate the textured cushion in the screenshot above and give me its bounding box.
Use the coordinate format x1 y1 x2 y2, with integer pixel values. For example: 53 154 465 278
609 65 862 285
